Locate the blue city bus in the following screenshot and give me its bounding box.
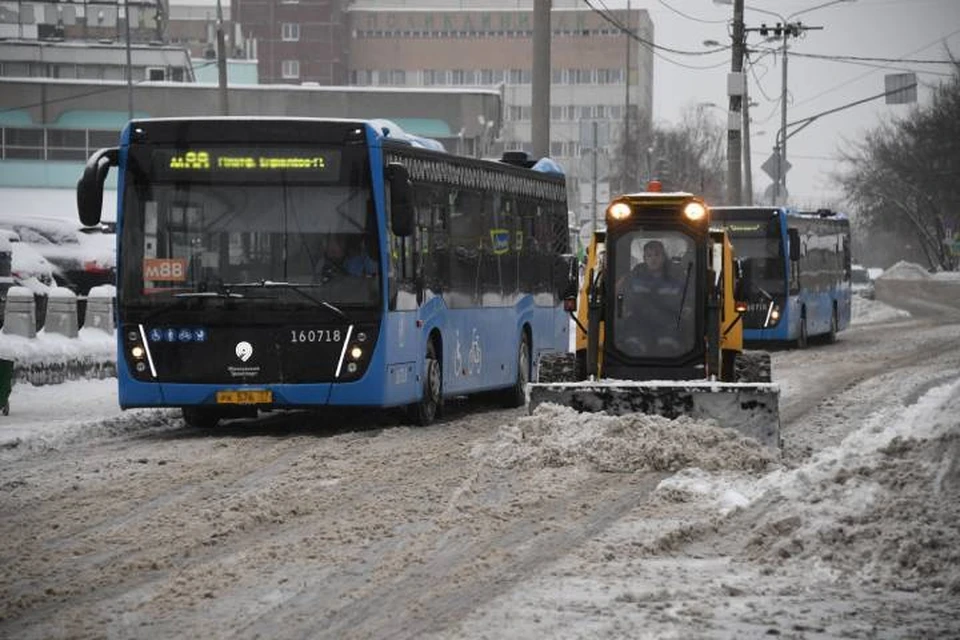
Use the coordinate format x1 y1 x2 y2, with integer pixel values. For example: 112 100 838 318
77 117 573 427
711 206 852 347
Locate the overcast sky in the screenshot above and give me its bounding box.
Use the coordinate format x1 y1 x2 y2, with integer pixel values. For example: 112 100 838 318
170 0 959 208
601 0 960 207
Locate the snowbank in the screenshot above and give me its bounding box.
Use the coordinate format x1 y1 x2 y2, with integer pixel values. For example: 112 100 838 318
876 260 931 280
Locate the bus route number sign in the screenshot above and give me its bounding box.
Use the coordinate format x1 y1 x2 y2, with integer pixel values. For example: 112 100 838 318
144 258 188 282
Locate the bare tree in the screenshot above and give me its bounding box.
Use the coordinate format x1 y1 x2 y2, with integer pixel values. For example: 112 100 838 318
836 62 960 271
610 105 726 202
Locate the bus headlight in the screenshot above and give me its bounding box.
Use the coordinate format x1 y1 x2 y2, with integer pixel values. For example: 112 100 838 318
350 346 363 360
607 202 632 221
683 202 707 221
131 345 146 359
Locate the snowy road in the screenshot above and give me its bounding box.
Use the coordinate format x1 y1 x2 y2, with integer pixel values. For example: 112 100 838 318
1 299 958 639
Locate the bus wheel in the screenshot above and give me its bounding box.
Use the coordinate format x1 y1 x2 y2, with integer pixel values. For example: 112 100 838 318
182 407 220 429
797 314 809 349
409 341 442 426
501 333 530 408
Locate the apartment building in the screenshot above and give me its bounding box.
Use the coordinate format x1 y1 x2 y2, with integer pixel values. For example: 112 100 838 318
344 0 655 221
232 0 349 84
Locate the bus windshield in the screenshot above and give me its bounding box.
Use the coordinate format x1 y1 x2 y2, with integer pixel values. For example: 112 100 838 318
121 144 379 308
714 217 786 296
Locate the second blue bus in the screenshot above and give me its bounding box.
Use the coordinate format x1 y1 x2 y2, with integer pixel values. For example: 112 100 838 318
711 206 852 347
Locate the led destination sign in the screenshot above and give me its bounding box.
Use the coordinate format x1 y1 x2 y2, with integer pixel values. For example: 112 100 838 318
153 147 342 182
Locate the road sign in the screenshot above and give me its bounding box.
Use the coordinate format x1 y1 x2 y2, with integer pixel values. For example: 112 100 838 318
885 73 917 105
761 153 791 181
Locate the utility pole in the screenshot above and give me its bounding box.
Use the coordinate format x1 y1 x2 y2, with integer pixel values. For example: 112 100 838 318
726 0 745 205
216 0 229 116
531 0 551 158
124 0 134 121
765 20 823 204
622 0 631 193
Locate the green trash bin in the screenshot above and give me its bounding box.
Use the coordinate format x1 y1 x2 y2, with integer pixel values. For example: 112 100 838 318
0 358 13 416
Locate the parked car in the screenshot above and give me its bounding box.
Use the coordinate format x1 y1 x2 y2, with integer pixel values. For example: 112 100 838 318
851 264 876 299
0 228 59 295
0 214 115 295
0 228 60 330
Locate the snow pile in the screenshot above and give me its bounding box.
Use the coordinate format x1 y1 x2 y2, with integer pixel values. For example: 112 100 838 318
724 377 960 593
475 403 776 473
851 295 911 325
932 270 960 282
876 260 931 280
0 327 114 364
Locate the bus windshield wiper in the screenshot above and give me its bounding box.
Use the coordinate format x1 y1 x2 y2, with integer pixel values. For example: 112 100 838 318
225 281 349 321
173 290 245 299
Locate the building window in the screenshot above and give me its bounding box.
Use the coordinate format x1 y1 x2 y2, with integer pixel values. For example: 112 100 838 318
281 59 300 79
281 23 300 42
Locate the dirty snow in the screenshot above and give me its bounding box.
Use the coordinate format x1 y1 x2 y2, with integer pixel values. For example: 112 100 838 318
0 269 958 639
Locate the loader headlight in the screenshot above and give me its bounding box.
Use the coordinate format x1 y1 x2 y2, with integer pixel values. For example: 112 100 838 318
683 202 707 221
607 202 632 221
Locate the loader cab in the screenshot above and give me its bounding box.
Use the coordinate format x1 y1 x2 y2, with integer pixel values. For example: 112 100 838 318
597 191 712 381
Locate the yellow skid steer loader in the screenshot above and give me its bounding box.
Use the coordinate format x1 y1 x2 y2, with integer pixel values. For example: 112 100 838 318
529 186 781 450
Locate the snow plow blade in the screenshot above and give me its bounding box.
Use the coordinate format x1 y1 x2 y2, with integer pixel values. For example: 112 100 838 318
526 380 781 451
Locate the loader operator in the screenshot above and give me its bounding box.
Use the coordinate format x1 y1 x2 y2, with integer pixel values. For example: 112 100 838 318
617 239 692 356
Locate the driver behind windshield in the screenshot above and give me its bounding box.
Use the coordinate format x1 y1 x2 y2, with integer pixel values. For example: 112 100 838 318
617 239 693 355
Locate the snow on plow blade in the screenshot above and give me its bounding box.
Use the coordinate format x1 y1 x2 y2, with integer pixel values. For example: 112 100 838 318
526 380 781 451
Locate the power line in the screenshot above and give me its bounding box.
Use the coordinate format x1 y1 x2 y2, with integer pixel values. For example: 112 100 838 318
788 26 960 109
656 0 728 25
581 0 728 57
783 51 958 65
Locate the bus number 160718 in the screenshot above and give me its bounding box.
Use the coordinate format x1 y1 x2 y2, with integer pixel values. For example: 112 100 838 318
290 329 342 343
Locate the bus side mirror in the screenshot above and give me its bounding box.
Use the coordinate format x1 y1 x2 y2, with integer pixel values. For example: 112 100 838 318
386 162 414 237
77 147 118 227
787 228 801 262
555 254 579 305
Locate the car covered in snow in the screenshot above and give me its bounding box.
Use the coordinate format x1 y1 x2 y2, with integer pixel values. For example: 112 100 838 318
0 228 59 296
0 214 115 295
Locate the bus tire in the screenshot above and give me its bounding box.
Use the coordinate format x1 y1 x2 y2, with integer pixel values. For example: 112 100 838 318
797 313 809 349
409 340 442 426
501 332 530 408
182 407 220 429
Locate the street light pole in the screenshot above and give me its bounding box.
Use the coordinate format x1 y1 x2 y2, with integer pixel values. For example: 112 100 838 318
743 94 754 205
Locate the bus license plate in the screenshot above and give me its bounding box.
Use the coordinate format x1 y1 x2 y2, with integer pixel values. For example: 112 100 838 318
216 390 272 405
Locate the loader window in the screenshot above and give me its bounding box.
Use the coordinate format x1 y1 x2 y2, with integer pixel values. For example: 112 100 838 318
614 232 697 359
